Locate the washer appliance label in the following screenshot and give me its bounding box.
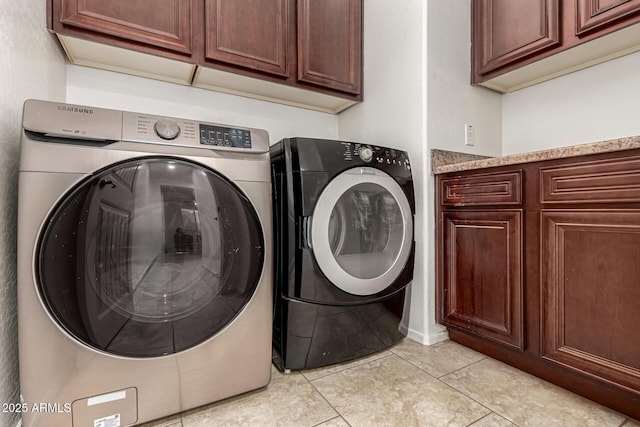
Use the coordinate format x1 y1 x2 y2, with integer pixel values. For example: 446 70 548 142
94 413 120 427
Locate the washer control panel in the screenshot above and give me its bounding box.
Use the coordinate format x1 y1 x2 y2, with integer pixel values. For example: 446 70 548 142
199 124 252 148
154 118 181 140
121 110 267 153
21 100 270 153
130 114 197 143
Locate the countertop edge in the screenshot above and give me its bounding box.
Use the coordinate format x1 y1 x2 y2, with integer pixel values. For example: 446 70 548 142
431 136 640 174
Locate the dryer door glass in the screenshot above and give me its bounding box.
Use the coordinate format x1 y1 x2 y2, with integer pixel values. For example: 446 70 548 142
310 167 413 296
37 158 264 357
328 182 403 278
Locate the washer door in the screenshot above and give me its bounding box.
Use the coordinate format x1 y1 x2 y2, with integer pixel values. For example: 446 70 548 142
37 158 264 358
310 167 413 296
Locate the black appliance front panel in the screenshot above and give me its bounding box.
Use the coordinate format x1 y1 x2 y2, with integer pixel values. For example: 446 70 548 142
271 138 415 305
272 288 407 371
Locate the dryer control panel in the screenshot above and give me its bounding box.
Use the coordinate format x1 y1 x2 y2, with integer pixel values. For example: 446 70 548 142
342 142 411 171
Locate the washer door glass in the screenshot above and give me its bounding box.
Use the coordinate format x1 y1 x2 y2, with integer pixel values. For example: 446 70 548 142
38 158 264 358
310 167 413 296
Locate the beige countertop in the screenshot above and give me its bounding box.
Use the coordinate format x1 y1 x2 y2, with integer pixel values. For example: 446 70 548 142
431 135 640 174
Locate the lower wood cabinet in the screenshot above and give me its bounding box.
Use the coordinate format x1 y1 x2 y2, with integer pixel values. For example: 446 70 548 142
541 209 640 393
441 210 523 349
436 149 640 420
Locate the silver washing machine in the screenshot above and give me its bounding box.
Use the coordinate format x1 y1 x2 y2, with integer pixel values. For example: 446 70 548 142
17 100 273 426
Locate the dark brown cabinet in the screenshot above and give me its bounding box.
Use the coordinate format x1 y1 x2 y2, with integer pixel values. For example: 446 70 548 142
439 171 524 350
472 0 560 78
296 0 362 94
51 0 195 60
441 210 524 350
201 0 362 95
577 0 640 35
436 150 640 420
48 0 363 111
204 0 290 77
472 0 640 91
540 209 640 394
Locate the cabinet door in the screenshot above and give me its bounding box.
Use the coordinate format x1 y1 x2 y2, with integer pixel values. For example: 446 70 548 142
204 0 290 76
472 0 561 78
576 0 640 35
440 210 524 349
297 0 362 94
58 0 192 55
541 210 640 393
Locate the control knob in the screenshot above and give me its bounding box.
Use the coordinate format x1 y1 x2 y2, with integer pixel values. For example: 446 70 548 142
359 147 374 163
154 119 181 140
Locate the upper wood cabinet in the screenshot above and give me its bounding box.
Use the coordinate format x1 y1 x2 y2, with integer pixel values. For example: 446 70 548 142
472 0 640 92
577 0 640 35
297 0 362 94
474 0 560 76
204 0 290 77
48 0 363 113
200 0 361 95
50 0 195 60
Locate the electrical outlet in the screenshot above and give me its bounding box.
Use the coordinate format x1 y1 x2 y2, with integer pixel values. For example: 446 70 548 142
464 124 474 146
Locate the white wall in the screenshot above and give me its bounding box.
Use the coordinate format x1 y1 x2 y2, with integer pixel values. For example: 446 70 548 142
0 1 66 426
427 2 502 157
339 0 502 345
502 50 640 155
424 1 502 343
340 1 441 344
66 66 339 143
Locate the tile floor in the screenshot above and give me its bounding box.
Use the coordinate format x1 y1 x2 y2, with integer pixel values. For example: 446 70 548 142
141 339 640 427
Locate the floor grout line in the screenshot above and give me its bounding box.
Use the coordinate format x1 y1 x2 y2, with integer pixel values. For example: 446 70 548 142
309 347 508 427
386 347 521 427
304 370 348 427
300 351 395 382
435 355 488 380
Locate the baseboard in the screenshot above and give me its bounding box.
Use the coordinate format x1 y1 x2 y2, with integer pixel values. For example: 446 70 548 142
405 326 449 345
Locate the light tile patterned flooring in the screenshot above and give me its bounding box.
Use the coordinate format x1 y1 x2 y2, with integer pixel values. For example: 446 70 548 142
141 339 640 427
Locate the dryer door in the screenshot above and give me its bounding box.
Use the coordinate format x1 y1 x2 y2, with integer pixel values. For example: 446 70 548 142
37 158 264 357
310 167 413 296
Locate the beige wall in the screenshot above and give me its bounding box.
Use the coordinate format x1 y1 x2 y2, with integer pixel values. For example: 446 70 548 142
0 1 66 426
